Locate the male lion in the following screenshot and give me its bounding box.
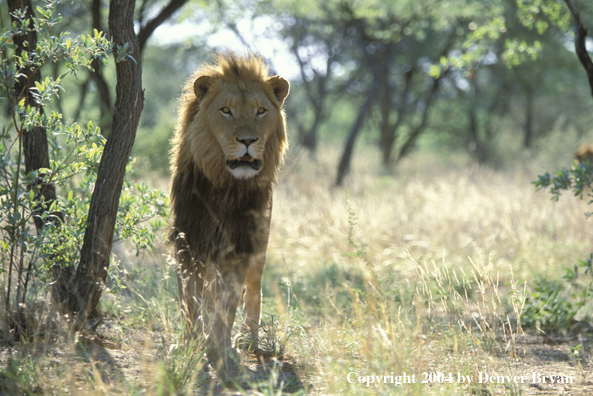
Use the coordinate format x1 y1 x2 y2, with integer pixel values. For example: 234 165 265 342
168 53 289 367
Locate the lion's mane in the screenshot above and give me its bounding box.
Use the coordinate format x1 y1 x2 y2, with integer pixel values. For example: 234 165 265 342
171 53 287 192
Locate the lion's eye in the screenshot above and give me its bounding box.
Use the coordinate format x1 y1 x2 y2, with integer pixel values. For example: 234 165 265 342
220 107 231 115
257 107 267 116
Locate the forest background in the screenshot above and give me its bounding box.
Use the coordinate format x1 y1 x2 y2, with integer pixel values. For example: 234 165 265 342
2 0 593 395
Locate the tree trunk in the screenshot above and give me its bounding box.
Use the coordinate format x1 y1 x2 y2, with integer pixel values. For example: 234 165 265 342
524 87 534 148
8 0 69 321
335 78 379 186
8 0 62 231
564 0 593 97
380 67 414 168
301 104 323 151
73 78 90 123
396 75 443 163
467 107 487 162
379 86 394 166
292 41 333 152
67 0 144 331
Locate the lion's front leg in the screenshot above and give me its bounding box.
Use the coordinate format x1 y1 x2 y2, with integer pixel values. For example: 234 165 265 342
238 203 271 350
202 261 249 367
237 252 266 350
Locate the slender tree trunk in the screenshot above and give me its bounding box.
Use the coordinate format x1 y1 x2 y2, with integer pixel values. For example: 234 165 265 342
292 41 333 152
73 78 90 123
379 86 394 167
302 104 323 151
468 107 487 162
67 0 144 331
395 31 455 164
524 87 534 148
335 78 379 186
396 76 443 163
380 67 414 168
8 0 68 321
52 61 64 116
8 0 62 231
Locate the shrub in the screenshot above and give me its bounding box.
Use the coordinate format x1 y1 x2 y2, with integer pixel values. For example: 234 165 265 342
0 0 167 338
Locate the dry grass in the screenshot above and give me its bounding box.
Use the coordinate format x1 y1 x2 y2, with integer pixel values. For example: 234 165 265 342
2 145 593 395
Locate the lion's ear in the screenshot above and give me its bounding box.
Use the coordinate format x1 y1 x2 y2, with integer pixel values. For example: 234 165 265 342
193 75 213 101
268 76 290 105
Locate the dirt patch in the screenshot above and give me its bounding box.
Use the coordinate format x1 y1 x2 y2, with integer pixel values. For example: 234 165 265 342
463 334 593 396
508 336 593 395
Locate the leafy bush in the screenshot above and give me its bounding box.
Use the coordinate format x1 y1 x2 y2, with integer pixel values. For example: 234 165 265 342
521 277 586 334
525 161 593 333
0 0 167 337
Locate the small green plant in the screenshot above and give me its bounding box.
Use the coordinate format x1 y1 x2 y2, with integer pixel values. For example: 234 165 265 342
160 334 208 394
531 162 593 334
521 277 585 334
570 343 582 357
257 312 304 359
344 204 367 260
0 356 42 395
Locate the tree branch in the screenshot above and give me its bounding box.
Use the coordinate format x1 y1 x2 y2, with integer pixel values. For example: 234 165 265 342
73 77 90 123
137 0 188 55
90 0 112 132
335 77 380 186
395 72 445 163
395 32 456 163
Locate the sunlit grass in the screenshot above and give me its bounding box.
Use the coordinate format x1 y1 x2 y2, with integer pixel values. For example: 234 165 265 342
2 144 592 394
261 145 592 394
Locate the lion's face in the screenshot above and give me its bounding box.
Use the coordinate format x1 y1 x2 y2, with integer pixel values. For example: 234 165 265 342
193 75 289 181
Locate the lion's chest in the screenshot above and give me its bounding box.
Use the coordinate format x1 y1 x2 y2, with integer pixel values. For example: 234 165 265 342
170 169 271 262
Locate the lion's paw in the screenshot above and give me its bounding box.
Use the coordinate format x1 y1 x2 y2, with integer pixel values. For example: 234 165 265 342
206 346 243 383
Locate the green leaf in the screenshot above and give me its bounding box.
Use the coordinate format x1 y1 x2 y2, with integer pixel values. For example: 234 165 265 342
36 6 50 19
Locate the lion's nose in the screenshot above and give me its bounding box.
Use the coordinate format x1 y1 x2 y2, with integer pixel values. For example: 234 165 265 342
236 137 258 147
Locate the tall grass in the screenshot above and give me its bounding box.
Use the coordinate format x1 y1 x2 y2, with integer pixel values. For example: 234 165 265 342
2 145 592 394
262 146 592 394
